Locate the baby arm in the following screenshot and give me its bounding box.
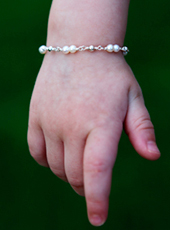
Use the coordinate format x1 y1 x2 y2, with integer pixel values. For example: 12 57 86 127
28 0 160 226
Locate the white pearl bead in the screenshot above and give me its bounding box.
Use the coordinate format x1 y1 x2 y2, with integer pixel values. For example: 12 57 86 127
39 45 47 54
106 44 114 52
113 44 120 52
69 45 77 53
63 46 70 54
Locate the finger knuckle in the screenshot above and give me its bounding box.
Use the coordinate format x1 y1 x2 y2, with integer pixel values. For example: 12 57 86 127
135 115 154 131
27 135 39 160
85 158 108 174
50 167 67 181
133 89 143 101
28 142 36 158
87 196 102 206
69 176 83 188
86 196 105 214
28 146 41 162
130 83 144 102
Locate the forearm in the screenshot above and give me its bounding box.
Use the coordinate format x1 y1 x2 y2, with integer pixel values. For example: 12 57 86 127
47 0 130 46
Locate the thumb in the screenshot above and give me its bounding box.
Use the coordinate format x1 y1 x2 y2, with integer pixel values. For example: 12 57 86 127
124 89 160 160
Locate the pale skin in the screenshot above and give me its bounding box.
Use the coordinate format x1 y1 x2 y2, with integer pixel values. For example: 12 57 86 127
27 0 160 226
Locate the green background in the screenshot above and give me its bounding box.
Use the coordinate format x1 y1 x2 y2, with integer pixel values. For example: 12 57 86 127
1 0 170 229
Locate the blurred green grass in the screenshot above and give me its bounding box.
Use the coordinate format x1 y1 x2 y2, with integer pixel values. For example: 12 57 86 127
0 0 170 229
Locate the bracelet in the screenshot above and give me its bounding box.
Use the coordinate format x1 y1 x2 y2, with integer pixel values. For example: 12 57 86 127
39 44 129 56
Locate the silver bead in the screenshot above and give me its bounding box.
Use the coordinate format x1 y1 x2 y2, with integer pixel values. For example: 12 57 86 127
123 51 128 56
106 44 114 52
63 46 70 54
39 45 47 54
89 45 95 52
113 44 120 52
122 46 128 52
48 46 53 52
69 45 77 53
122 46 129 56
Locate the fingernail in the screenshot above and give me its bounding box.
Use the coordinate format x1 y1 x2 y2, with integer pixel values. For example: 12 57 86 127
90 215 104 226
147 141 160 154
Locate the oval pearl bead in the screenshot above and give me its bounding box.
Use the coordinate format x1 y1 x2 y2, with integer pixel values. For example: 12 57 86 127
69 45 77 53
113 44 120 52
63 46 70 54
39 45 47 54
106 44 114 52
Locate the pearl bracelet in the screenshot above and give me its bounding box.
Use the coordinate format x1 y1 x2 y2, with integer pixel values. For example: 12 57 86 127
39 44 129 56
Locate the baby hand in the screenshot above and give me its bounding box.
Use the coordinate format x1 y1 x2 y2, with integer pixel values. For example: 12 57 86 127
28 52 160 226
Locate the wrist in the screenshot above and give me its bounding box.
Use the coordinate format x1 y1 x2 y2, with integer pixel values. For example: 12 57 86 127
47 0 130 46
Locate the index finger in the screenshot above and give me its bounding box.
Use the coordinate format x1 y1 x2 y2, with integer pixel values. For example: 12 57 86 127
84 123 122 226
